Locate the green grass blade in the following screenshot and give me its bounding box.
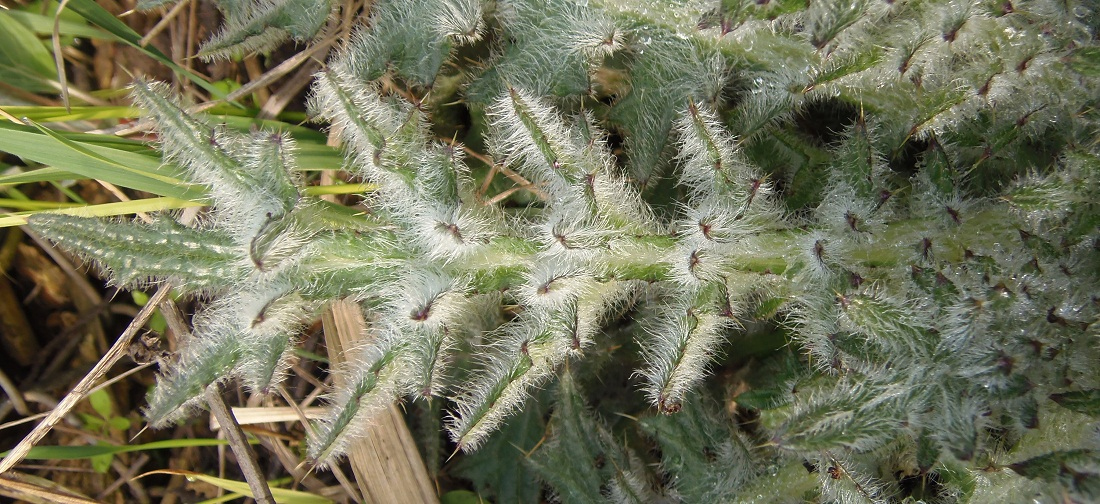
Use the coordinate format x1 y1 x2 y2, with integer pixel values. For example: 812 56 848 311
0 120 205 200
302 183 376 196
0 166 80 186
0 12 59 93
0 120 154 151
0 198 82 211
138 470 333 504
2 106 140 122
3 9 111 39
0 438 246 460
0 197 205 227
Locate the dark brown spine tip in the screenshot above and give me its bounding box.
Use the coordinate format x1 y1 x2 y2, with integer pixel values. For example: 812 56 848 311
945 206 961 224
688 250 702 272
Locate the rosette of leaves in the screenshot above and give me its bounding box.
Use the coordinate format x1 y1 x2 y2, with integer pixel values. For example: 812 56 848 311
28 0 1100 501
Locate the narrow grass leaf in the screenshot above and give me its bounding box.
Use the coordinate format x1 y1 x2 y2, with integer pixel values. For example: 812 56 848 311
136 470 333 504
1 438 248 460
2 9 111 39
0 12 59 93
2 106 140 122
0 197 204 227
0 120 204 201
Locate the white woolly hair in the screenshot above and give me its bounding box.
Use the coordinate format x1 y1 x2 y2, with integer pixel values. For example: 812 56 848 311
27 214 248 296
590 171 660 235
415 141 475 203
567 11 625 61
793 230 851 283
936 286 995 354
550 280 639 357
518 258 595 313
308 70 416 187
803 0 890 54
537 204 613 263
386 267 470 332
433 0 485 45
189 284 284 341
908 169 974 228
673 102 742 198
637 297 736 412
836 288 929 359
144 328 239 428
727 67 806 145
929 393 989 462
784 292 845 375
487 88 584 199
128 82 299 240
816 182 885 241
209 130 304 242
239 129 302 208
244 213 318 276
677 198 753 247
387 321 455 399
447 317 566 451
235 290 314 393
409 202 498 263
309 335 407 466
1002 169 1075 227
146 284 309 426
815 453 892 504
197 0 333 60
606 463 658 504
666 243 732 288
776 378 909 455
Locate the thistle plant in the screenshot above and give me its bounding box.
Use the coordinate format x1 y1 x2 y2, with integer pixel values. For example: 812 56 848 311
27 0 1100 501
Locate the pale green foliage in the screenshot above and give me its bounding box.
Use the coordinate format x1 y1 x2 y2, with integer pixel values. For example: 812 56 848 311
27 214 244 293
27 0 1100 501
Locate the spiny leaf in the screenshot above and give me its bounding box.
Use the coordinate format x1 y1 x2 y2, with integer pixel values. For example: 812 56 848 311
529 371 653 503
308 339 405 464
1050 390 1100 416
639 393 753 501
145 333 242 427
28 214 244 293
1008 450 1100 499
450 389 547 504
199 0 333 60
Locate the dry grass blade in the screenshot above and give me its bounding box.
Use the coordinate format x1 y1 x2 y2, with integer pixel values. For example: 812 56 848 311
321 300 439 504
52 0 74 112
0 368 30 417
0 471 100 503
138 0 191 47
192 34 337 114
208 407 326 430
205 384 275 504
